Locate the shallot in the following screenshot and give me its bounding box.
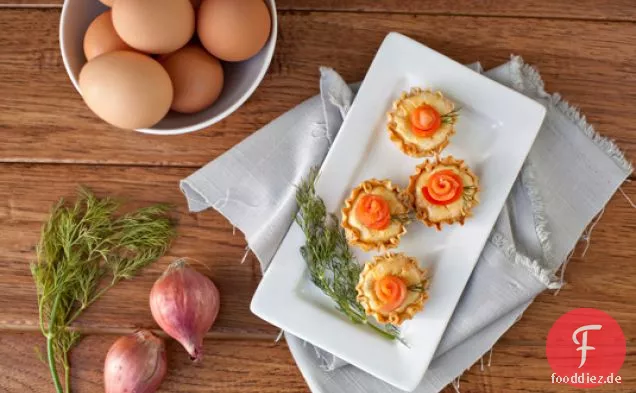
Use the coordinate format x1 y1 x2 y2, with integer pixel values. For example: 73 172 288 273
103 330 167 393
149 258 220 361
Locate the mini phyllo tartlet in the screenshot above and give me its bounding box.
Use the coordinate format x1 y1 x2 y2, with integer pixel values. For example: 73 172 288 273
356 253 429 326
387 87 459 157
407 156 480 230
341 179 410 251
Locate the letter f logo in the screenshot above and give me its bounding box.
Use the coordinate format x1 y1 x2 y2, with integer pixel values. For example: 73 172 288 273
572 324 602 368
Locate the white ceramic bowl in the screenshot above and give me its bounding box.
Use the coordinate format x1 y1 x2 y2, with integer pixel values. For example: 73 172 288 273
60 0 278 135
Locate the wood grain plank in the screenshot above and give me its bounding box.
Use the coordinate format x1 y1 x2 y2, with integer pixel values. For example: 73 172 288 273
0 163 276 335
276 0 636 22
438 344 636 393
0 9 634 167
2 0 635 22
1 332 633 393
0 332 308 393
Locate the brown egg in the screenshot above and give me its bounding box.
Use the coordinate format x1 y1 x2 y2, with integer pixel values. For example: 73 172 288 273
79 51 173 130
112 0 195 54
99 0 114 6
160 45 224 114
83 11 134 61
198 0 271 62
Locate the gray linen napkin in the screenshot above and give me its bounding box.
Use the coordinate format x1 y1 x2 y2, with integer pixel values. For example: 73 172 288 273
181 56 632 392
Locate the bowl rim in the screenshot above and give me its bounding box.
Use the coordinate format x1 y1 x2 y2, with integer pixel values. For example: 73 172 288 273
59 0 278 135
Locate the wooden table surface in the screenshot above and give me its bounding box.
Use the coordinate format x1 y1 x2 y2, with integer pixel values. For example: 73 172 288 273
0 1 635 392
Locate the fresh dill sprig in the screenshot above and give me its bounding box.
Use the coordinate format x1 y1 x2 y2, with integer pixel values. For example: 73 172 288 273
31 188 175 393
295 169 403 342
408 283 427 293
391 212 415 224
441 108 461 125
462 185 478 203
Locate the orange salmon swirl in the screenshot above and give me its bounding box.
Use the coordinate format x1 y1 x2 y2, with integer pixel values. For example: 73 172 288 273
422 170 463 205
410 104 441 137
374 275 407 313
355 194 391 230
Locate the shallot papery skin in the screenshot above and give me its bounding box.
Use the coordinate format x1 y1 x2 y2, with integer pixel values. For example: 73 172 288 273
104 330 167 393
150 259 220 361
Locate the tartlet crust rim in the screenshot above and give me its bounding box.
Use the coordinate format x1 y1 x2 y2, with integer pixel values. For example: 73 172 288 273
341 179 409 252
405 155 480 230
386 87 456 158
356 252 429 326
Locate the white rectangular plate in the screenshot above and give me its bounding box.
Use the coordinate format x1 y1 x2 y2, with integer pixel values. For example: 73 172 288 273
251 32 546 391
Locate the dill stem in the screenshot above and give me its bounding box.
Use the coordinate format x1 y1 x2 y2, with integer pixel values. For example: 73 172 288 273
364 321 398 340
63 352 70 393
67 282 116 326
341 302 398 341
46 292 64 393
38 300 48 337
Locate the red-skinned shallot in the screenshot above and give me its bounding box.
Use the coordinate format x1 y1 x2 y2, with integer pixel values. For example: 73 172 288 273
104 330 167 393
149 258 220 361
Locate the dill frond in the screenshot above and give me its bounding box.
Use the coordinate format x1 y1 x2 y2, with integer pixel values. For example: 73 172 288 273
31 188 175 393
441 108 461 125
295 168 402 342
